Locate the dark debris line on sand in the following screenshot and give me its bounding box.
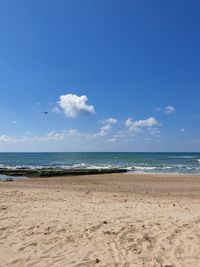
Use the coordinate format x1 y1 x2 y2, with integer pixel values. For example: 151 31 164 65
0 168 128 178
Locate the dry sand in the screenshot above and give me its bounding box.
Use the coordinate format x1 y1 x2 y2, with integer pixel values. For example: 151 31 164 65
0 173 200 267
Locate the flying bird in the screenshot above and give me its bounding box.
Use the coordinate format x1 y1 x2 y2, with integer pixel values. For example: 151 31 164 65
42 112 48 115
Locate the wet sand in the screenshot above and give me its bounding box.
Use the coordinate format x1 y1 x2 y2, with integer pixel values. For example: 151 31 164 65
1 173 200 266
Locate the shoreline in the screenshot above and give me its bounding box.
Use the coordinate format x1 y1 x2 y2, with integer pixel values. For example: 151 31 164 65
0 167 128 178
133 171 200 176
1 168 200 180
2 172 200 198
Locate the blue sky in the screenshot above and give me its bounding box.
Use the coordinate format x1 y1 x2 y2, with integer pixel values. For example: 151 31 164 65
0 0 200 152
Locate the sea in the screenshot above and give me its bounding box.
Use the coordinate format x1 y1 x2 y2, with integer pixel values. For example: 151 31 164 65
0 152 200 179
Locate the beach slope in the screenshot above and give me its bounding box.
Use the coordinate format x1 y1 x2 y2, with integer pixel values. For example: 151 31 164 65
1 173 200 266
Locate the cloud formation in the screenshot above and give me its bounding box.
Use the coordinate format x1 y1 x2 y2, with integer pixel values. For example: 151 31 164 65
58 94 95 117
0 116 162 148
105 118 118 124
155 105 176 115
125 117 160 133
0 135 16 142
108 138 116 143
52 106 61 113
0 119 117 145
0 130 86 144
164 106 175 114
180 128 185 132
98 124 112 137
0 135 27 143
96 117 118 137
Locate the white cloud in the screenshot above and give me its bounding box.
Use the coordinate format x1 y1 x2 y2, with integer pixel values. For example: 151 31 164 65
96 118 117 137
105 118 118 125
12 120 18 124
107 131 131 143
148 127 161 135
180 128 185 132
108 138 116 143
0 135 27 143
58 94 95 117
67 129 81 137
164 105 175 114
38 129 88 142
134 117 159 127
0 121 117 146
46 131 65 141
0 115 161 147
0 135 16 142
155 105 176 115
52 106 61 113
125 117 160 134
98 124 112 137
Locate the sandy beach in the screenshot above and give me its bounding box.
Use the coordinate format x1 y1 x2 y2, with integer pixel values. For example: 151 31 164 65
1 173 200 267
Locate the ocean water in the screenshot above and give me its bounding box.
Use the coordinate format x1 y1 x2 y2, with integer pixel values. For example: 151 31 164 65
0 152 200 179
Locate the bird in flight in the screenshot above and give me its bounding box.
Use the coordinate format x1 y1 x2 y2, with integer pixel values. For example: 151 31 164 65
42 112 48 115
